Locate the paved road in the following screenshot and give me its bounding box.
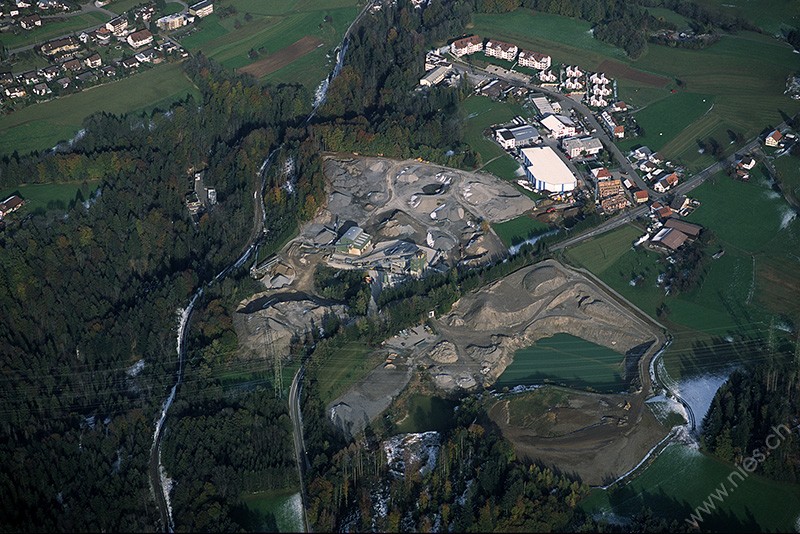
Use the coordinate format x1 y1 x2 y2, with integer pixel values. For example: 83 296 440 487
289 368 311 533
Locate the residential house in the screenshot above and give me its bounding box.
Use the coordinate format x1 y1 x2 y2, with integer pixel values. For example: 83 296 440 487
450 35 483 57
8 8 20 17
765 129 782 147
562 136 603 159
601 194 629 213
127 29 153 48
20 70 39 85
62 58 82 72
424 52 448 71
19 14 41 29
4 86 26 98
611 101 628 113
106 16 128 35
121 56 140 69
738 156 756 170
650 201 675 220
76 71 97 84
95 27 112 45
589 72 609 85
0 195 24 218
634 190 649 203
587 95 607 108
565 65 583 78
56 77 70 89
32 82 51 96
84 53 102 68
598 179 623 198
40 64 60 81
484 40 518 61
517 50 550 70
100 65 116 77
189 0 214 18
632 146 652 160
600 111 624 138
540 114 577 139
0 72 14 86
538 69 557 83
16 0 32 8
654 172 679 193
78 31 90 43
649 152 664 164
591 167 612 181
135 48 159 63
40 37 80 56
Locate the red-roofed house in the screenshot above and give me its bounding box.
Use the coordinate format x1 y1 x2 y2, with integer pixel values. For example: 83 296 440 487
765 129 782 147
450 35 482 57
517 50 550 70
127 29 153 49
0 195 24 218
634 190 649 203
485 40 518 61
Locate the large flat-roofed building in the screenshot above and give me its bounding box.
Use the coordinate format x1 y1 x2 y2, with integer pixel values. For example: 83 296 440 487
531 95 556 117
450 35 482 57
495 124 539 149
521 146 577 193
419 64 450 87
562 136 603 159
540 114 577 139
156 13 187 30
335 226 373 256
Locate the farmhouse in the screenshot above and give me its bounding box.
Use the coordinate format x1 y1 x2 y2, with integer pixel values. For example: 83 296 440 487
518 50 550 70
521 146 577 193
540 114 577 139
561 136 603 159
189 0 214 18
651 228 688 251
419 64 451 87
765 129 782 147
484 40 518 61
450 35 482 57
156 13 187 30
495 124 539 149
19 14 41 29
737 156 756 170
335 226 373 256
127 29 153 48
0 195 24 218
664 218 702 237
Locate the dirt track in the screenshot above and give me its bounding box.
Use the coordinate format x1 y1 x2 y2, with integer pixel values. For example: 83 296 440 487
238 36 324 78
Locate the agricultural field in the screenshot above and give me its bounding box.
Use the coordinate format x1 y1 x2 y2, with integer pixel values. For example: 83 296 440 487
0 11 109 50
177 0 359 88
461 95 527 180
772 153 800 205
618 92 714 153
0 63 199 156
582 443 800 532
312 340 378 405
692 0 800 34
562 169 800 379
0 180 101 215
495 333 627 392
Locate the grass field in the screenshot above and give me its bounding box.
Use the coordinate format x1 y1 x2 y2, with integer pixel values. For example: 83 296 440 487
582 443 800 532
0 180 101 214
772 153 800 204
462 95 527 180
564 223 642 274
492 214 549 246
178 0 359 88
0 62 199 156
618 92 714 153
315 340 382 405
1 11 109 50
693 0 800 34
495 333 627 392
645 7 692 29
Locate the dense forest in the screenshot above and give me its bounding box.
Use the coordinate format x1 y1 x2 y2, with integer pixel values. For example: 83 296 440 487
701 339 800 482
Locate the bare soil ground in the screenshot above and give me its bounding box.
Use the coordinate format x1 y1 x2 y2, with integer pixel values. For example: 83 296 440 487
598 59 670 88
237 36 324 78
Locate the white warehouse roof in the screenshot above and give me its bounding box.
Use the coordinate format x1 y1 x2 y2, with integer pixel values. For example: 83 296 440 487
521 146 577 191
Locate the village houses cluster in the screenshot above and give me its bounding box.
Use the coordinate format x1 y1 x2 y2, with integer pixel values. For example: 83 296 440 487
0 1 214 108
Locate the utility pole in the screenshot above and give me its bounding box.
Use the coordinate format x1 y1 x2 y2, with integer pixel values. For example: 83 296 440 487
263 319 282 398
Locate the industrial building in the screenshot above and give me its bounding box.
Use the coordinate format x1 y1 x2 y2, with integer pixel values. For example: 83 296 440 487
334 226 373 256
561 137 603 159
419 64 451 87
520 146 577 193
495 124 540 149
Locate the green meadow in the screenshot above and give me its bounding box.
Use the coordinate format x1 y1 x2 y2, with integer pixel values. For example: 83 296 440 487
582 443 800 532
492 214 549 247
462 95 527 180
0 63 199 156
0 180 101 214
618 92 714 153
0 11 109 50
